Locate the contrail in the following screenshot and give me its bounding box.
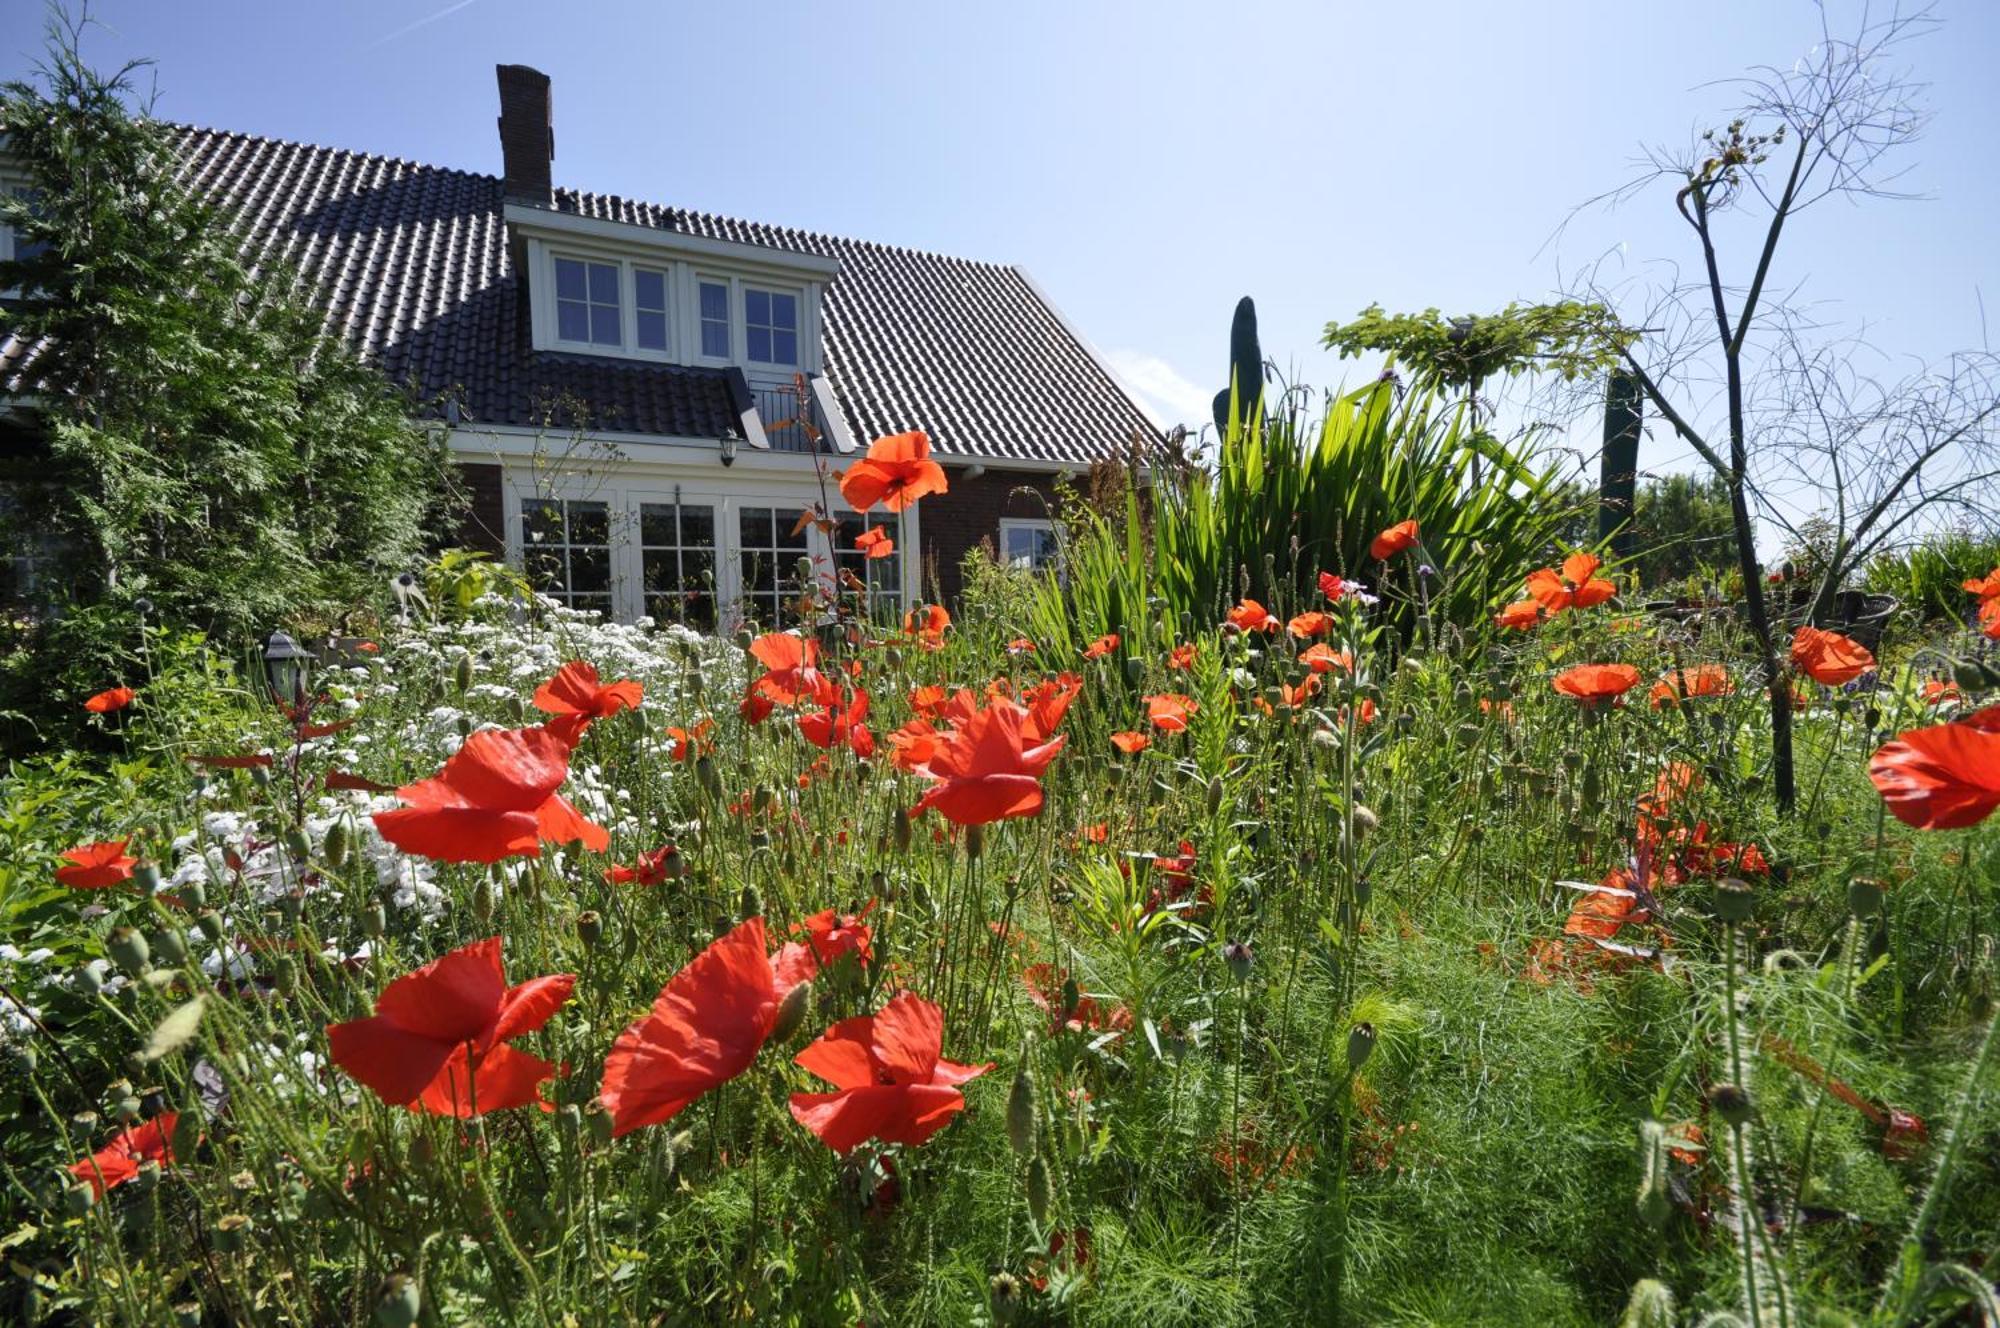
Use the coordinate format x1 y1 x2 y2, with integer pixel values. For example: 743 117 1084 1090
365 0 482 50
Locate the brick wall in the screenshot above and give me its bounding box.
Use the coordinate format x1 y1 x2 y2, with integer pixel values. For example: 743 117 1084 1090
495 65 553 203
454 462 507 556
919 470 1061 605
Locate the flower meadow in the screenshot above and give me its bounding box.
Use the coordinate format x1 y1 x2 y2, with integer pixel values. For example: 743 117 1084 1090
3 455 1999 1325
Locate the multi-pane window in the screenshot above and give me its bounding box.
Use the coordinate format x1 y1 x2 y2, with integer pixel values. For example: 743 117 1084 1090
0 188 48 300
736 505 811 629
831 512 904 618
1001 520 1060 571
744 287 799 365
554 257 621 347
634 267 669 352
699 280 731 358
639 502 717 629
521 498 613 614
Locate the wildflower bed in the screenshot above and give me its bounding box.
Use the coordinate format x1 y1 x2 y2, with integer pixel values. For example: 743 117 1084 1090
4 517 1999 1325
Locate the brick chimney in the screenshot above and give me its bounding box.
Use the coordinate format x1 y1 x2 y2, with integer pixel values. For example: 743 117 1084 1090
496 64 553 204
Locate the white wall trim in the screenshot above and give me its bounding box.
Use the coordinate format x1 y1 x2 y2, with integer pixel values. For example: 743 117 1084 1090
505 203 840 279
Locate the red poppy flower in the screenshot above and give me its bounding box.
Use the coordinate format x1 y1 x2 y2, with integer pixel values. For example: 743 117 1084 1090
667 718 716 761
772 904 876 990
1300 643 1353 674
56 839 138 890
1563 870 1648 940
1527 553 1617 613
799 687 875 758
1006 638 1037 655
1023 964 1130 1035
1791 626 1876 687
1494 599 1545 631
356 641 381 654
326 936 574 1116
1145 693 1197 732
1226 600 1279 633
1318 572 1353 601
1110 730 1150 754
788 991 991 1152
1287 611 1332 639
1370 519 1420 561
1962 567 2000 601
749 633 823 705
605 843 683 886
904 603 951 645
911 702 1065 826
887 717 943 772
533 661 644 736
1552 663 1641 705
1921 679 1961 705
84 687 136 714
1024 673 1082 739
1867 705 2000 830
71 1115 182 1196
326 770 397 794
838 431 949 513
1980 597 2000 640
909 684 948 717
1168 643 1196 671
1278 675 1321 706
854 526 895 560
1649 664 1735 708
1081 633 1120 660
372 726 607 864
600 917 782 1136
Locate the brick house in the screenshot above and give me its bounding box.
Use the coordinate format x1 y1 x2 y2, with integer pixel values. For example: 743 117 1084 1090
4 64 1158 629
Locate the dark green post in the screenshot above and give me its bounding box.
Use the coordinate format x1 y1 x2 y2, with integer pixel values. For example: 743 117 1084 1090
1599 369 1642 559
1211 296 1265 442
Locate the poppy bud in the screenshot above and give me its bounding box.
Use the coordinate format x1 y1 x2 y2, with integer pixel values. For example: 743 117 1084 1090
107 926 151 977
1636 1120 1672 1228
1619 1278 1677 1328
175 878 204 911
171 1112 201 1162
1205 775 1225 817
472 879 494 924
375 1273 421 1328
771 982 812 1043
575 911 603 948
280 828 310 863
695 755 721 798
213 1213 251 1252
197 910 225 944
274 957 298 996
1347 1021 1376 1071
1223 940 1254 982
989 1272 1025 1325
585 1097 615 1146
1007 1062 1038 1156
453 655 473 694
965 824 984 860
1123 657 1144 684
1712 878 1756 924
1026 1155 1053 1226
753 785 775 813
1709 1083 1755 1128
362 903 386 938
738 885 763 922
153 926 188 966
1847 877 1885 918
1952 659 1991 693
324 820 350 869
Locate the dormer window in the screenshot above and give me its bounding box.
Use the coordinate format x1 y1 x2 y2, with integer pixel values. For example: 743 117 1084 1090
549 252 675 358
554 256 620 346
698 280 731 359
745 286 799 366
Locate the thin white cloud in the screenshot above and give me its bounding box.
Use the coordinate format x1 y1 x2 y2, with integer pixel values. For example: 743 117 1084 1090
365 0 481 51
1103 348 1210 431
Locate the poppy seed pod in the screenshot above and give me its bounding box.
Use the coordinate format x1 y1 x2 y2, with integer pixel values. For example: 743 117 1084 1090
107 926 151 977
63 1180 95 1216
1709 1083 1755 1128
362 902 386 938
1847 877 1885 918
1712 878 1756 924
585 1097 615 1146
575 911 603 948
1007 1062 1038 1156
1026 1155 1053 1227
739 885 763 921
771 981 812 1043
753 786 775 814
283 828 312 863
212 1213 251 1253
197 910 225 944
1636 1119 1672 1228
153 926 187 966
1124 657 1144 684
375 1273 421 1328
965 823 985 860
1223 940 1254 982
1347 1021 1377 1071
176 878 204 910
1620 1279 1677 1328
695 755 722 798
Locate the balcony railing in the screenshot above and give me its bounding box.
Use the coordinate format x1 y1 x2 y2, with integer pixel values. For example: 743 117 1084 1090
752 377 834 454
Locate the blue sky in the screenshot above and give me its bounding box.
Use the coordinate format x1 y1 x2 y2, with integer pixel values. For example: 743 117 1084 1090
5 0 1997 480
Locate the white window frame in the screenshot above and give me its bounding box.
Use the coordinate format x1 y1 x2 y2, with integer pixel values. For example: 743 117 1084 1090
499 463 919 628
742 282 804 368
998 517 1060 571
542 246 677 362
693 273 735 365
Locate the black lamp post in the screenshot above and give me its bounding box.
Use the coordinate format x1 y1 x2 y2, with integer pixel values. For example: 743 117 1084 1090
263 630 314 707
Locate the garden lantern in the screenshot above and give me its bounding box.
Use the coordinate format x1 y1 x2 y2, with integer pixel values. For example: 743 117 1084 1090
720 427 738 467
263 630 314 706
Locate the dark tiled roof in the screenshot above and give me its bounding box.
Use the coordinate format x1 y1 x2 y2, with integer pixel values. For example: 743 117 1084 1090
10 125 1159 465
